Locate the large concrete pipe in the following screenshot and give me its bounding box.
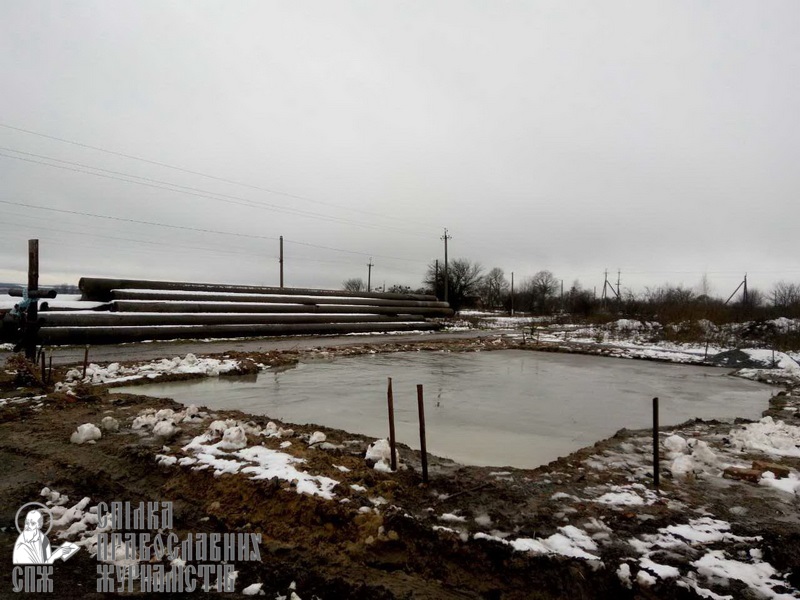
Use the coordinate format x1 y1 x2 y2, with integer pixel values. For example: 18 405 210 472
38 321 439 345
109 300 454 318
79 277 438 303
41 312 426 327
110 289 450 309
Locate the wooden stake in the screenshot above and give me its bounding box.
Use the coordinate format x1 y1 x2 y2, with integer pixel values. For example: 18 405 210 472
82 345 90 379
387 377 397 471
417 384 428 484
653 397 660 489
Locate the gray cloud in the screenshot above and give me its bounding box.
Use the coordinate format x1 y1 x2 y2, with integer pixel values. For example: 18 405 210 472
1 1 798 297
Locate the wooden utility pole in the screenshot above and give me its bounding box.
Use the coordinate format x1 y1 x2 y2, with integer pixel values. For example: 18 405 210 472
26 239 39 361
367 258 374 292
279 236 284 288
441 228 451 304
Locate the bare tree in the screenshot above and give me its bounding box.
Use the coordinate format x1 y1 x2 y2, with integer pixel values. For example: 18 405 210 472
772 281 800 308
480 267 509 309
424 258 483 311
342 278 365 292
519 270 559 314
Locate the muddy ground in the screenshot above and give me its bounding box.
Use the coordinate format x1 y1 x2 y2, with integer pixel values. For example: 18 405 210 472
0 336 798 599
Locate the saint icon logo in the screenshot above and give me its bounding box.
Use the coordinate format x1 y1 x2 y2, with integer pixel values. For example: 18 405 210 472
12 503 79 565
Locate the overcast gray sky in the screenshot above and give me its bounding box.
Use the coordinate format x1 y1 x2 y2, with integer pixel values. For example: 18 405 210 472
1 1 798 297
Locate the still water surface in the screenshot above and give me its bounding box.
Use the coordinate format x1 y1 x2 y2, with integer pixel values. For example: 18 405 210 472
120 351 772 468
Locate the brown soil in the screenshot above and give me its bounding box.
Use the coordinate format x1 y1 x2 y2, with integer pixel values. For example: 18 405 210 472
1 338 798 599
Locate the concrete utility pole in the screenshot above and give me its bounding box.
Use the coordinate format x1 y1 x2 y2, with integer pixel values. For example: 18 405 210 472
367 258 374 292
279 236 284 288
434 259 439 300
511 271 515 315
441 228 451 304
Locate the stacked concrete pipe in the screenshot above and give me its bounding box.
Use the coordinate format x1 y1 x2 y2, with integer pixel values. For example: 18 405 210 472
19 277 453 345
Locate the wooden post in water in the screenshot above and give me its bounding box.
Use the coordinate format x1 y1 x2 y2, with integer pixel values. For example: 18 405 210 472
40 351 46 386
387 377 397 471
417 384 428 484
653 397 660 489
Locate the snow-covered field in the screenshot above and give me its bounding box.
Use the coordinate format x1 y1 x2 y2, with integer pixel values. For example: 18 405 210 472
450 315 800 384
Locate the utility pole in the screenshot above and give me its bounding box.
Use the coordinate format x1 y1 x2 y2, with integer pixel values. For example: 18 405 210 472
9 240 57 360
441 228 451 304
367 257 374 292
26 239 39 361
725 274 750 306
511 271 515 315
616 270 622 301
434 259 439 300
743 273 748 306
279 236 284 288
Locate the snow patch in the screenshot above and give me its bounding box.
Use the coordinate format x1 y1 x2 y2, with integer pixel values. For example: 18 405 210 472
70 423 102 444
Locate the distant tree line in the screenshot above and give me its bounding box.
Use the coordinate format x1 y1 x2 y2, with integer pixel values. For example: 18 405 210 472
342 263 800 323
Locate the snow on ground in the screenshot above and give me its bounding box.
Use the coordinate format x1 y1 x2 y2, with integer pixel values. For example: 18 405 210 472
729 417 800 459
458 314 800 383
568 407 800 597
475 525 602 562
0 394 45 408
54 353 241 390
70 423 102 444
737 349 800 383
625 517 796 599
140 410 340 500
365 438 400 472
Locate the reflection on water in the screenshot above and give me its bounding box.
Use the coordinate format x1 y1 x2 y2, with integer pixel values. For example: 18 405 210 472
118 350 772 468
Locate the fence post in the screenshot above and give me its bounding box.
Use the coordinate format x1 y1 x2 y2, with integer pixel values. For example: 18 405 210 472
653 397 660 489
417 384 428 484
387 377 397 471
82 345 90 379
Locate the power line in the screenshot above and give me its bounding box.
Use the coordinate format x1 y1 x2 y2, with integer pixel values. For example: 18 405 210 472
0 214 267 258
0 198 422 264
0 122 432 230
0 150 429 236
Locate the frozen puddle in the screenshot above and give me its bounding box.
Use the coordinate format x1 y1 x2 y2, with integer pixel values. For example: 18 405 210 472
118 350 772 468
